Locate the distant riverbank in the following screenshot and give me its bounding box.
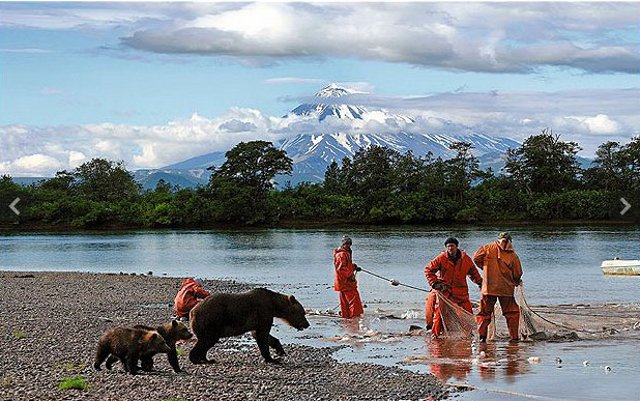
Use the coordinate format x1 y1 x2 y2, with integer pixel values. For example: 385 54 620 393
1 218 637 233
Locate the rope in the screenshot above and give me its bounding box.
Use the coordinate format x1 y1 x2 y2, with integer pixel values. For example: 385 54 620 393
531 309 640 319
359 268 430 293
445 383 578 401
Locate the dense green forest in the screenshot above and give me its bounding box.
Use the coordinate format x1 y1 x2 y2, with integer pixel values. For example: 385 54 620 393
1 130 639 228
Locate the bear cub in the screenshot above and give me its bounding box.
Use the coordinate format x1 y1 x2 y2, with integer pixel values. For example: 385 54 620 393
105 320 192 373
94 326 170 375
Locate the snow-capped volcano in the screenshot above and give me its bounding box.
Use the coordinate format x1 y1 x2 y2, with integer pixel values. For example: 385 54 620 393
288 83 371 121
136 84 521 188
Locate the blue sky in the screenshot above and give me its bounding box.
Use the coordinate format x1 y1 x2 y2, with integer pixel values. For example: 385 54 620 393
1 2 639 176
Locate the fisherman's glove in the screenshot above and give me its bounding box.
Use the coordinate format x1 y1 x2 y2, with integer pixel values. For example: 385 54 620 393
432 281 446 291
354 264 362 272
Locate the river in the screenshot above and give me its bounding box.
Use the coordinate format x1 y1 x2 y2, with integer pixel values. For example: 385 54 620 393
1 225 639 400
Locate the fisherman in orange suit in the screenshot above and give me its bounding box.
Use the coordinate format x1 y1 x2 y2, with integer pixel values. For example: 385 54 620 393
425 237 483 337
334 235 364 319
473 232 523 342
174 278 211 322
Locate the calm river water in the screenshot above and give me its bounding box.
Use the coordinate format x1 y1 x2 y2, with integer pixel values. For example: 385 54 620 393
1 225 639 400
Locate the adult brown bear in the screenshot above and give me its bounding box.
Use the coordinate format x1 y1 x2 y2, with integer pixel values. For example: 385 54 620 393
189 288 310 364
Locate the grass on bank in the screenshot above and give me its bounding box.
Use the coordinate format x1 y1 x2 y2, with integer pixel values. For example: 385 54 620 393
12 330 26 339
58 376 89 391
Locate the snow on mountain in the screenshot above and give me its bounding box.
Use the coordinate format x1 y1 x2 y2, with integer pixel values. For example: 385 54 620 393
288 84 370 121
140 84 523 188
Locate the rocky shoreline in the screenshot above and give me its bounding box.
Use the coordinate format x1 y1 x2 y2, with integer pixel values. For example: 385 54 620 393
0 271 447 400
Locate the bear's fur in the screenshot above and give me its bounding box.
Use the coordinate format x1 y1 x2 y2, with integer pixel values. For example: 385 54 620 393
105 320 192 372
94 327 171 375
189 288 310 364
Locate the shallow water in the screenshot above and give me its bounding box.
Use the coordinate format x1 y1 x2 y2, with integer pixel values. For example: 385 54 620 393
1 225 639 400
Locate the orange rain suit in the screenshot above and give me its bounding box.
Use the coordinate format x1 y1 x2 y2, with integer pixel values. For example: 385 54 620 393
425 250 483 336
334 247 364 319
473 241 523 340
174 278 211 318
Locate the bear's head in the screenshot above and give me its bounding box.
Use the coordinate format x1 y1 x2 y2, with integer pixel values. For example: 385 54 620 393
281 295 310 331
144 331 171 354
169 319 193 340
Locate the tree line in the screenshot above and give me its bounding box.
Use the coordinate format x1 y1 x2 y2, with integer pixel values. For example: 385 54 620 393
1 130 638 228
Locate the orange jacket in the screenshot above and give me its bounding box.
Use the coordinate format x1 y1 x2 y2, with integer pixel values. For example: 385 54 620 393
473 241 523 297
334 247 358 292
425 250 482 304
174 278 211 317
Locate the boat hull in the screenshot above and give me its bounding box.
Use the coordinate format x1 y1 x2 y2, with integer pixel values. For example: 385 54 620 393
601 260 640 276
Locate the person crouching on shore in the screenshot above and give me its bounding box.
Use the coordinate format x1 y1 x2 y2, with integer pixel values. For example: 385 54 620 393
174 278 210 322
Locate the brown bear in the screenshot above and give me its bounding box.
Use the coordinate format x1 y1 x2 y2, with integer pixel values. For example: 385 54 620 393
189 288 310 364
105 320 192 373
94 327 171 375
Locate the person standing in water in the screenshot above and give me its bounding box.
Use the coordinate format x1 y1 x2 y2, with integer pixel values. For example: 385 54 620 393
333 235 364 319
473 232 523 342
425 237 482 338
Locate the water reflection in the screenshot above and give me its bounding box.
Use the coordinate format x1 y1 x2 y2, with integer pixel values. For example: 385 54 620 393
427 338 473 382
425 338 530 384
340 317 364 335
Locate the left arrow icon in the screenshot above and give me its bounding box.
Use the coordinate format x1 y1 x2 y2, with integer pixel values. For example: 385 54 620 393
9 197 20 215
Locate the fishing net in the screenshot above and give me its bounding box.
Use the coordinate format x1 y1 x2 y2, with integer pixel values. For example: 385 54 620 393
436 284 640 341
436 292 477 339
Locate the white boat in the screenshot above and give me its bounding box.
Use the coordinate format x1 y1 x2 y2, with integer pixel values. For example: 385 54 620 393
601 259 640 276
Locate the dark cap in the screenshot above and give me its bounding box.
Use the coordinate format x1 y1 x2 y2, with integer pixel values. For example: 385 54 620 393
444 237 459 246
341 235 352 246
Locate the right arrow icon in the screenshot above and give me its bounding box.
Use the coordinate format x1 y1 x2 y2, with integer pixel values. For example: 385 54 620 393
620 198 631 216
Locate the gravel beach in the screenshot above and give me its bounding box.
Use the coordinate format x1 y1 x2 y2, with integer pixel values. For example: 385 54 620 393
0 271 447 401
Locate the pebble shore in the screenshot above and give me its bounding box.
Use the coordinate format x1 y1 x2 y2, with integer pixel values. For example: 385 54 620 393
0 271 447 401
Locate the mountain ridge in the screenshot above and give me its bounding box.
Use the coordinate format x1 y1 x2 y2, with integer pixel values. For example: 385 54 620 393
135 84 523 189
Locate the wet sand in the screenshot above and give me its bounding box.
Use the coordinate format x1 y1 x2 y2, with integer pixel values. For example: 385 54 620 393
0 271 447 401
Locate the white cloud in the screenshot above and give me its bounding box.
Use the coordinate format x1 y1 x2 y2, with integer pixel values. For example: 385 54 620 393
117 3 639 74
1 87 639 176
0 48 54 54
40 87 64 96
264 77 325 85
0 154 63 176
564 114 621 135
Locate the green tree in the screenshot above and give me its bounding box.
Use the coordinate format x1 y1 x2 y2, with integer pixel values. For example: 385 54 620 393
504 129 582 193
211 141 293 192
323 160 342 193
39 170 75 193
446 141 486 203
583 141 626 190
73 158 140 201
621 136 640 191
208 141 292 224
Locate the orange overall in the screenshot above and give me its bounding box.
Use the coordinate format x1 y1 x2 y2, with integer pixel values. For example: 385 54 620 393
174 278 211 318
334 247 364 319
425 250 482 336
473 241 523 340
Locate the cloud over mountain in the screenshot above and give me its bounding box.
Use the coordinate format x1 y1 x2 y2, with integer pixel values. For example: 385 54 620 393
1 85 638 177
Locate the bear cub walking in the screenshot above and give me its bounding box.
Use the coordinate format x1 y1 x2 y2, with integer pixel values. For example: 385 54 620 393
189 288 310 364
94 326 170 375
104 320 192 373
